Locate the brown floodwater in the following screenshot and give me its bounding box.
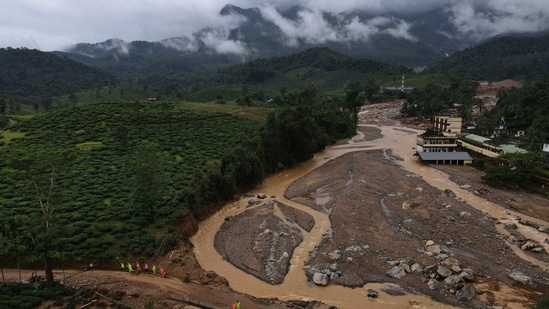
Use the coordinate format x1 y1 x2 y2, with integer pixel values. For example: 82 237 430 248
190 124 548 308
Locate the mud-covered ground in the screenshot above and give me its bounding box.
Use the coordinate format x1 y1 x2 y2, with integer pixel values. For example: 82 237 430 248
283 148 549 307
212 125 549 308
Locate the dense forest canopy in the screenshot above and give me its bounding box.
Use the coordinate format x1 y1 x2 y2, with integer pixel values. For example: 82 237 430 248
427 34 549 81
0 48 115 99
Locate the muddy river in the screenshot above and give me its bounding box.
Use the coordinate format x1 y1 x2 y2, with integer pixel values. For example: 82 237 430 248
190 124 548 308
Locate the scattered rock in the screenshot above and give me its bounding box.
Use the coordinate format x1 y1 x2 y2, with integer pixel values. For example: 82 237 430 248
442 258 461 273
248 198 257 205
521 240 538 251
531 247 545 253
538 226 549 233
444 275 463 287
443 189 456 198
426 244 442 255
456 284 475 301
503 221 517 229
435 254 448 261
330 271 342 280
367 289 378 298
508 271 532 285
427 279 441 290
402 201 419 209
459 211 471 218
410 263 421 273
328 250 342 261
436 266 452 278
459 269 474 281
406 174 423 178
385 266 407 279
459 184 472 189
257 193 267 199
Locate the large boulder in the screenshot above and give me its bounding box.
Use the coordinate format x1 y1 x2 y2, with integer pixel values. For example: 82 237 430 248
312 272 329 286
508 271 533 285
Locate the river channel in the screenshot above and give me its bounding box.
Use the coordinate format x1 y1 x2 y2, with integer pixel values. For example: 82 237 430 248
190 124 549 308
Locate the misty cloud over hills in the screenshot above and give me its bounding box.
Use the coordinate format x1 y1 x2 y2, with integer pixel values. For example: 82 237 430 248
59 2 549 73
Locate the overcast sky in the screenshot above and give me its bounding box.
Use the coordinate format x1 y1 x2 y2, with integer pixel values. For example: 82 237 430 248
1 0 548 51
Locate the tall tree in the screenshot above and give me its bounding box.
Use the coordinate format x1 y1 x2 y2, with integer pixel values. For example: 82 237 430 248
482 152 547 186
9 149 74 287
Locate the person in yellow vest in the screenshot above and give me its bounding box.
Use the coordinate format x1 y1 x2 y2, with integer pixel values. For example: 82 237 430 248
152 265 157 274
236 300 241 309
127 262 133 273
120 262 125 271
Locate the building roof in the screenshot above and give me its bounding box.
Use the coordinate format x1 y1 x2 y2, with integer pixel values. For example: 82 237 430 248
499 144 527 154
461 133 491 144
460 133 527 154
418 152 473 161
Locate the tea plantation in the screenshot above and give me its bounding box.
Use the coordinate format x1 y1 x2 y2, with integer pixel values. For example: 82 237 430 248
0 101 263 263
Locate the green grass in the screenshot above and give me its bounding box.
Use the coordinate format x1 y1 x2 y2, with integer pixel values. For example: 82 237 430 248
176 101 273 123
0 130 26 147
76 141 104 150
7 114 36 121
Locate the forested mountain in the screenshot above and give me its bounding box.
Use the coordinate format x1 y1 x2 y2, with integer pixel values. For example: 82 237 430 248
219 47 405 75
427 34 549 81
53 4 523 78
134 47 410 102
0 48 115 99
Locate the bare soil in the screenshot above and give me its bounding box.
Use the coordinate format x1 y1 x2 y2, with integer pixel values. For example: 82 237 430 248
476 79 523 96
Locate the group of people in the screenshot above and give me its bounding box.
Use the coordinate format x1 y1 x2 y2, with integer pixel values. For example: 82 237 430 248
120 261 166 277
232 300 241 309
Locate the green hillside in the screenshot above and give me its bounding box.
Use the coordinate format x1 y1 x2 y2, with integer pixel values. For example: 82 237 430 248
0 48 115 102
133 48 411 102
0 102 262 262
0 84 358 272
427 34 549 81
